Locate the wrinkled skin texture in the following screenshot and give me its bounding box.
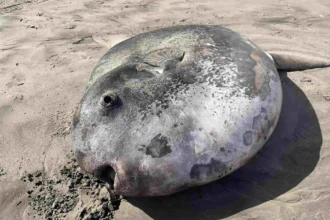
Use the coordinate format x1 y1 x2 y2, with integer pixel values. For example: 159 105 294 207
72 25 282 196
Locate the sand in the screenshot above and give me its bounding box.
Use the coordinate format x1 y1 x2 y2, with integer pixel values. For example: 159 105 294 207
0 0 330 219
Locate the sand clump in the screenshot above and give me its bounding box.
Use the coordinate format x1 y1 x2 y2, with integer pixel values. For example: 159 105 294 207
21 158 121 220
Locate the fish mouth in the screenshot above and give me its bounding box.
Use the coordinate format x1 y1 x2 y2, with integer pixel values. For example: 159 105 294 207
93 164 117 190
75 150 118 192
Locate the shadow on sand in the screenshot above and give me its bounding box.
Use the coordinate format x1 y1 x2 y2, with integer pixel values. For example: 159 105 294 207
125 72 323 219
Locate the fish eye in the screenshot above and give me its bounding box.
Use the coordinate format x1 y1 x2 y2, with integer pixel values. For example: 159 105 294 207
103 95 112 104
100 92 119 108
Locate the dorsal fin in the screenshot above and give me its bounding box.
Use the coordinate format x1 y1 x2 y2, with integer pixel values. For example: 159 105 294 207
143 47 185 67
268 51 330 71
136 48 185 75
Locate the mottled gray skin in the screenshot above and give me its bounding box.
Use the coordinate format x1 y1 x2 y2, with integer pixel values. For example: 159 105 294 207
72 25 282 196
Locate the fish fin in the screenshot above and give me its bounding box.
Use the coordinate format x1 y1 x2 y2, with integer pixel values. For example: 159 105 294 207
267 51 330 71
143 47 185 69
136 63 165 75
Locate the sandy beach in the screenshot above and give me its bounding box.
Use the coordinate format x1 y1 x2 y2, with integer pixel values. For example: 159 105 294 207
0 0 330 219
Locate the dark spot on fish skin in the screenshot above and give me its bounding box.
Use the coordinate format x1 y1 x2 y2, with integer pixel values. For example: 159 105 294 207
220 147 225 152
243 131 253 146
156 110 163 117
173 123 178 128
199 127 203 131
252 114 262 130
143 134 172 158
190 158 226 180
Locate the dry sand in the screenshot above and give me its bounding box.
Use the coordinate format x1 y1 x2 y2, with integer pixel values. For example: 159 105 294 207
0 0 330 219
